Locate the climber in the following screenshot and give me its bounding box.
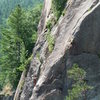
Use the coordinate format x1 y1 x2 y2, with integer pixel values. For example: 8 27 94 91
33 75 37 86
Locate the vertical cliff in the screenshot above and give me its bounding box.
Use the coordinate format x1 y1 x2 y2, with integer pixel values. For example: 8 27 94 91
15 0 100 100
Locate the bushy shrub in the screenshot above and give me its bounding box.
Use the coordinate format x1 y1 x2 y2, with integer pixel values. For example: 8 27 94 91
17 54 33 71
46 31 55 53
66 64 93 100
52 0 67 20
46 20 53 30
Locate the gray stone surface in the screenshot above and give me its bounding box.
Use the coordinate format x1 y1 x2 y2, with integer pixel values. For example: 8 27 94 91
0 95 14 100
66 53 100 100
16 0 100 100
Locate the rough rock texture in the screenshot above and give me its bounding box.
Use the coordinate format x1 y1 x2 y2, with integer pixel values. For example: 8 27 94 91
0 95 14 100
16 0 100 100
14 70 26 100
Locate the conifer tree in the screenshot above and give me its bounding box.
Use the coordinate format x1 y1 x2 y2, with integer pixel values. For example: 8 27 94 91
0 5 26 89
66 64 93 100
0 4 42 90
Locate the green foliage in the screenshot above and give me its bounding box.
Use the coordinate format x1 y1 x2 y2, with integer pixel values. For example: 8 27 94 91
62 8 66 16
22 4 42 56
19 79 25 90
46 31 55 53
87 8 92 12
17 54 33 71
17 65 25 72
66 64 93 100
52 0 67 20
68 64 86 82
0 0 43 25
32 33 38 43
46 20 53 31
46 17 57 31
0 28 25 89
36 52 40 61
0 4 42 90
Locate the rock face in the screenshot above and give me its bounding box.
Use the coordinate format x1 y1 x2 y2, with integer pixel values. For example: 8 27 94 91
15 0 100 100
0 95 14 100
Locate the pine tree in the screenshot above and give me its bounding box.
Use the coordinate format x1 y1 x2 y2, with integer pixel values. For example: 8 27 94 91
66 64 93 100
0 0 43 25
0 5 26 89
0 4 42 90
0 28 25 89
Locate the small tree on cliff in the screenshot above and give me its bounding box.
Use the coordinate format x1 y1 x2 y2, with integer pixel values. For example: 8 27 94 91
66 64 93 100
